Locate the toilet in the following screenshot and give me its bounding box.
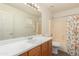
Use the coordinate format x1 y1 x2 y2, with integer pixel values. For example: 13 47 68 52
52 41 61 54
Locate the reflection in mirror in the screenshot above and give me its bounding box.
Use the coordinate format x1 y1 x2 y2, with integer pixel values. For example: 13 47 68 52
0 3 41 41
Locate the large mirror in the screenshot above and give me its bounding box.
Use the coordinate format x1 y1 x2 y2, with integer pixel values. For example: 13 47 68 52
0 3 41 41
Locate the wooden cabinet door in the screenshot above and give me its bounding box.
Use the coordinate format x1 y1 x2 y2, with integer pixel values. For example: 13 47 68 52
41 40 52 56
48 40 52 56
28 46 41 56
41 42 48 56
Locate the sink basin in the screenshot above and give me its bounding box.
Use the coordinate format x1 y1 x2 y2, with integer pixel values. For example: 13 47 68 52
27 39 42 44
26 36 48 44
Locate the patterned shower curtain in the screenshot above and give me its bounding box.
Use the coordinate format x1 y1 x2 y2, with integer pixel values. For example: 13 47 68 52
67 15 79 56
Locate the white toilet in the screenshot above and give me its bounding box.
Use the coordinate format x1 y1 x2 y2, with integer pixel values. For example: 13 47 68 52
52 41 61 54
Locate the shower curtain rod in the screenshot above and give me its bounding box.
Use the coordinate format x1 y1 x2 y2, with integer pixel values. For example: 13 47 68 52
53 14 79 19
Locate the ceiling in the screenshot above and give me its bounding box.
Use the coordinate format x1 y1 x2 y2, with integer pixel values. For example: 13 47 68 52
6 3 79 14
37 3 79 13
6 3 40 16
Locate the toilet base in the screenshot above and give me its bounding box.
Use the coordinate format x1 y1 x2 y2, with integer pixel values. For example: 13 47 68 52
52 46 60 54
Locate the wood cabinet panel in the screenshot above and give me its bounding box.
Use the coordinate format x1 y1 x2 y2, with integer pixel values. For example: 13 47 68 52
19 52 28 56
28 46 41 56
48 40 52 56
41 42 49 56
41 40 52 56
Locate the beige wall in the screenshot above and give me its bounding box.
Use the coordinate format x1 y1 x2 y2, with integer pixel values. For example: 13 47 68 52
52 17 67 52
38 5 53 35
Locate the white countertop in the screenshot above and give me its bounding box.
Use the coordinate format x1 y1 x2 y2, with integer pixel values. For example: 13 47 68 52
0 35 52 56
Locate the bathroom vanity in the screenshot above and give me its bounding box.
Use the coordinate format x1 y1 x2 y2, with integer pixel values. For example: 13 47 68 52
20 40 52 56
0 35 52 56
